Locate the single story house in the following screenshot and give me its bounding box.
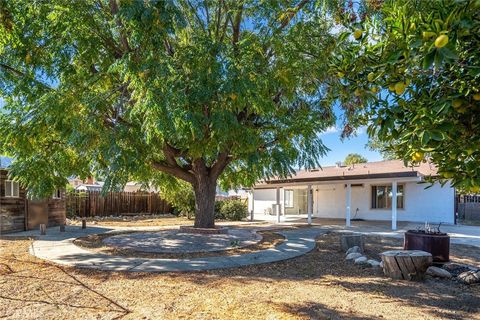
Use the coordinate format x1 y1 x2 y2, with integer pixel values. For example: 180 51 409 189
247 160 455 229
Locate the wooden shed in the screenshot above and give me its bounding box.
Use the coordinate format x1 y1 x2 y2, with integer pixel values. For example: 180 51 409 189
0 169 66 234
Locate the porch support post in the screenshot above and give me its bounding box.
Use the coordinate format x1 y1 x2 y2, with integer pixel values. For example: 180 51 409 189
281 188 286 217
392 181 397 231
249 189 254 221
345 183 351 227
307 185 312 225
276 187 281 223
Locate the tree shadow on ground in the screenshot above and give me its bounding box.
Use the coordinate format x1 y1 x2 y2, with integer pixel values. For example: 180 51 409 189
3 231 480 319
0 240 132 319
275 301 383 320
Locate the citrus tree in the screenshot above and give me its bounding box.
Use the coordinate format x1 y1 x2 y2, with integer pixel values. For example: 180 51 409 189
331 0 480 191
344 153 367 165
0 0 343 228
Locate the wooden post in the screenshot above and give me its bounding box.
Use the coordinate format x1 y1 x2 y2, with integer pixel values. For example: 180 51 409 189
59 221 65 232
81 218 86 229
40 223 46 235
340 234 364 252
345 183 351 227
381 250 432 281
392 181 397 231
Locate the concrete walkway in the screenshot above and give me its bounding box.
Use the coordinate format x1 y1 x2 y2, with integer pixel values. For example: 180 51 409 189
7 219 480 272
24 225 323 272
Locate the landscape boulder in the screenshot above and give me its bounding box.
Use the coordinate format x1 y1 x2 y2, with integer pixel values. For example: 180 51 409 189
367 259 381 268
354 256 368 265
442 262 475 277
346 252 363 261
458 271 480 285
346 246 361 255
426 266 452 279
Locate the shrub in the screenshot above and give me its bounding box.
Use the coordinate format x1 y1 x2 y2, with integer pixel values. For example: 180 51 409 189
215 199 247 221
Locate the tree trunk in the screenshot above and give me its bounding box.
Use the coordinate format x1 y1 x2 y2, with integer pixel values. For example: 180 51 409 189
193 175 217 228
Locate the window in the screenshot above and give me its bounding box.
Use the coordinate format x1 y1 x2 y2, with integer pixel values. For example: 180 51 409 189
371 184 404 209
284 190 294 208
5 180 20 197
52 189 61 199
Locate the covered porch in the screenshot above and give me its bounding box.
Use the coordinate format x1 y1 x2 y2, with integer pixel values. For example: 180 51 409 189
248 177 418 231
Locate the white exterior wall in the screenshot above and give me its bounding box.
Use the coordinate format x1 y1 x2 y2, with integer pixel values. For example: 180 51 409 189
252 180 455 224
252 189 277 214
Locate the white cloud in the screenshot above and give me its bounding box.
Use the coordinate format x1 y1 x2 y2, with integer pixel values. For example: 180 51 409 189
354 126 367 135
320 126 339 135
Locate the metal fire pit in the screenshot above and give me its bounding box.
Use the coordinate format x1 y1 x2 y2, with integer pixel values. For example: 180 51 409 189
404 230 450 263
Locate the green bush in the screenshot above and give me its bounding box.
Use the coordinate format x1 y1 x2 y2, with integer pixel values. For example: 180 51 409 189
215 199 247 221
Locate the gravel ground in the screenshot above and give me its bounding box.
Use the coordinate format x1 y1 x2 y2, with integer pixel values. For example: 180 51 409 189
1 232 479 320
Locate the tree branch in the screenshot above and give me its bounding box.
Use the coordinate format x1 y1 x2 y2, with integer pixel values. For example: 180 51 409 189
210 152 232 180
279 0 310 29
0 63 54 91
151 160 195 183
109 0 131 53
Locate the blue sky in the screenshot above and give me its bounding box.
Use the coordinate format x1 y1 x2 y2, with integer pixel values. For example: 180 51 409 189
318 125 383 167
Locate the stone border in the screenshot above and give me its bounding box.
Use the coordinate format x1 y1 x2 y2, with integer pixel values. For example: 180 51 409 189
178 225 229 234
28 226 324 272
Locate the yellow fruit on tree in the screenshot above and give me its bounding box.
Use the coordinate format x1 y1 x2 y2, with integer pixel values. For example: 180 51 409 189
388 84 395 92
25 53 31 64
229 93 238 101
466 148 475 155
473 93 480 101
435 35 449 48
394 82 406 95
441 172 455 179
354 88 362 97
470 185 480 193
371 86 379 93
353 29 363 40
422 31 436 40
452 99 463 109
367 72 375 82
411 151 424 162
337 71 345 78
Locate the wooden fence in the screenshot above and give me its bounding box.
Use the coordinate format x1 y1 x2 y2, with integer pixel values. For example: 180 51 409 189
457 195 480 222
66 191 172 217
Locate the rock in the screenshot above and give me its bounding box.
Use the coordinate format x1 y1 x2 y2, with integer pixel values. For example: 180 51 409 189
346 246 361 255
367 259 381 268
442 263 474 277
341 234 364 253
458 271 480 285
426 266 452 279
346 252 363 261
354 256 368 265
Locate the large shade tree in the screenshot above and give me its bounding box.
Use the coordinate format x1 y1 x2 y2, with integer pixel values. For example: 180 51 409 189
331 0 480 192
0 0 343 228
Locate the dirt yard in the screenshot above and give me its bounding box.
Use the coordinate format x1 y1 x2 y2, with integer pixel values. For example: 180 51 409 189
1 232 479 320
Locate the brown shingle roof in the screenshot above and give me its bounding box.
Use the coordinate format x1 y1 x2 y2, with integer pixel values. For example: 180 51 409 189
256 160 437 186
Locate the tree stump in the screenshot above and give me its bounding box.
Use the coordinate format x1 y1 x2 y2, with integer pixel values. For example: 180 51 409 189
340 234 364 253
81 219 87 229
381 250 432 281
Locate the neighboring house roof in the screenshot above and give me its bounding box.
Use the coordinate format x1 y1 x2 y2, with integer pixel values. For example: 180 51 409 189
75 184 103 191
255 160 438 187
